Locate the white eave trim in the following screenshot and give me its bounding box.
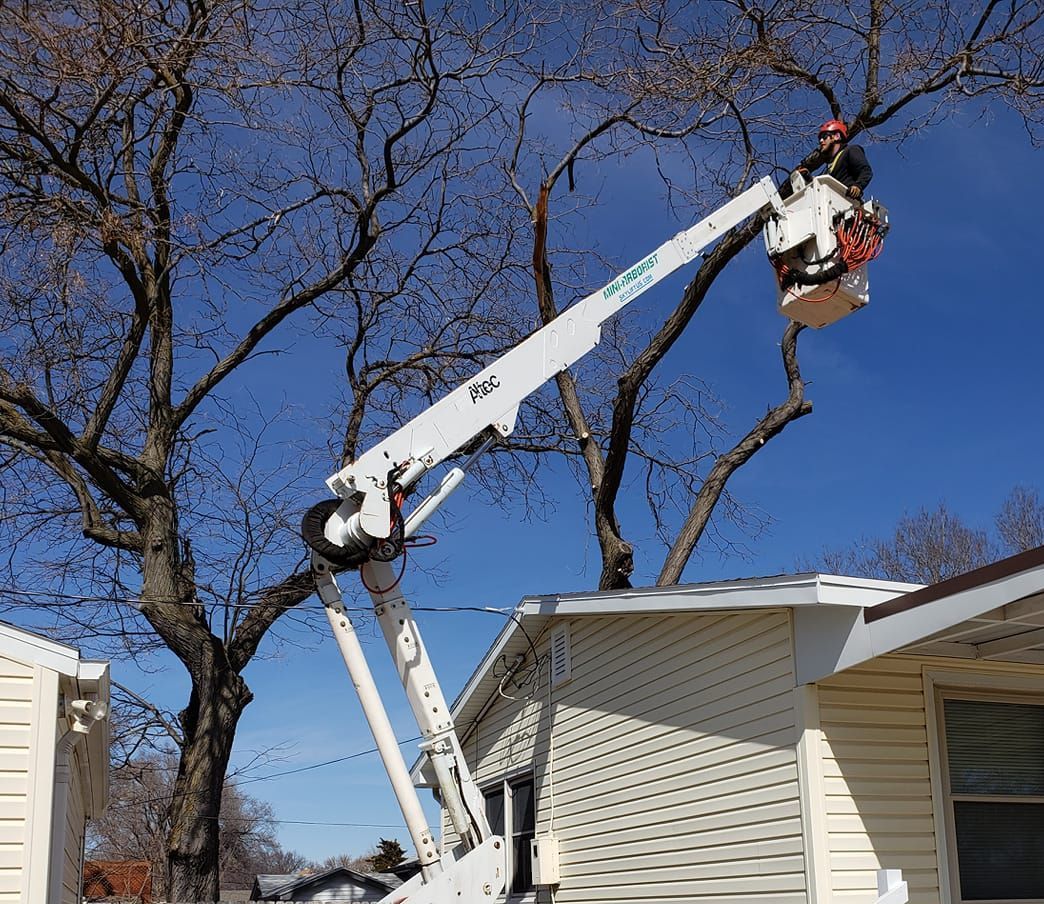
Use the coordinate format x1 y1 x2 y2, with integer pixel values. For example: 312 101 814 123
795 551 1044 685
868 558 1044 656
76 661 111 815
0 621 82 676
521 573 918 616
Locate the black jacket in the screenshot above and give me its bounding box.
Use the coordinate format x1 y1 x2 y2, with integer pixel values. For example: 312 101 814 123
822 143 872 191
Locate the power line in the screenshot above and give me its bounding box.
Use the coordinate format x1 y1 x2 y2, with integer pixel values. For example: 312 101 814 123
106 736 423 814
234 739 422 788
0 584 517 615
199 816 407 828
3 586 540 819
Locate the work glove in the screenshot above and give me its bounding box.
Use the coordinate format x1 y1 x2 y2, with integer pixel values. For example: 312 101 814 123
845 184 862 199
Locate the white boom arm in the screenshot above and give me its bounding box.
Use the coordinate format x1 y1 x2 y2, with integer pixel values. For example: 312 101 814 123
307 176 787 903
326 176 786 539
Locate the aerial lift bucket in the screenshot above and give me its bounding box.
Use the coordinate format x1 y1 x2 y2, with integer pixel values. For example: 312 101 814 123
764 174 889 329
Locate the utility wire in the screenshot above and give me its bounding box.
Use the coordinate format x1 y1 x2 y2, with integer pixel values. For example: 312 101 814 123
5 586 541 816
106 736 422 814
0 584 518 615
198 816 407 828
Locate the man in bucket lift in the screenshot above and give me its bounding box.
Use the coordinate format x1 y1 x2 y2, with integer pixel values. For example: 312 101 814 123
798 119 873 199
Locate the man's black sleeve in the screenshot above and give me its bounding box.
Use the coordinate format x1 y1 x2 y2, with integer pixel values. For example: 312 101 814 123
847 144 873 191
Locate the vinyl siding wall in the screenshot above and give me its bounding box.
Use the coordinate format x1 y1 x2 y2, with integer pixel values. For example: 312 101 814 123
814 654 1044 904
0 655 34 902
461 610 806 904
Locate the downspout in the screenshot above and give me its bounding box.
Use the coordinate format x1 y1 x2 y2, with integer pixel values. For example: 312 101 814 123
48 699 107 904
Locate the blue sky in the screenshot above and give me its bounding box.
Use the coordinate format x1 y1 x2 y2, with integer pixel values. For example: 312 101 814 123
111 103 1044 864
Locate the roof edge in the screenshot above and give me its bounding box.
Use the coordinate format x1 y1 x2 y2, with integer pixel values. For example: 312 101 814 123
0 620 83 675
865 545 1044 623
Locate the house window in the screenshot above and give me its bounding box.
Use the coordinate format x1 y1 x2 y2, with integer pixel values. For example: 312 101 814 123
483 775 535 896
941 696 1044 901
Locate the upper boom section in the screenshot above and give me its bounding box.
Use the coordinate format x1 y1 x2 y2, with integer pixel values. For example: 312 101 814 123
328 177 785 537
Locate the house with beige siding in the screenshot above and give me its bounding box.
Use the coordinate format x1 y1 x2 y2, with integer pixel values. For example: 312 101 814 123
418 546 1044 904
0 621 109 904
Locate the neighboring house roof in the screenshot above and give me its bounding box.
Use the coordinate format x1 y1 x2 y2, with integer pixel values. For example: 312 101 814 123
367 870 405 888
83 860 152 903
0 619 111 813
251 866 396 900
413 548 1044 784
385 857 421 881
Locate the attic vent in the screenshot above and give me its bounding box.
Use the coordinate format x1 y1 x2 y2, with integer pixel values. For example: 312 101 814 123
550 623 571 687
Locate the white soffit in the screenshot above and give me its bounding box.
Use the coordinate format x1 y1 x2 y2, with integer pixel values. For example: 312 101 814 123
796 547 1044 685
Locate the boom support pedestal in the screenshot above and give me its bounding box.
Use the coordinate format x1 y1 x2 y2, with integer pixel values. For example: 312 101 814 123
313 555 505 902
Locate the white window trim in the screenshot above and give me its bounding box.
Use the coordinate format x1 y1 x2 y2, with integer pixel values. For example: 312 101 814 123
924 668 1044 904
482 773 536 903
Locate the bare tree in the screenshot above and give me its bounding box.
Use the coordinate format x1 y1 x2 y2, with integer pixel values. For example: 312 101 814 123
815 503 1000 584
812 487 1044 583
505 0 1044 589
997 485 1044 554
0 1 527 898
88 750 306 898
315 849 381 874
312 838 406 874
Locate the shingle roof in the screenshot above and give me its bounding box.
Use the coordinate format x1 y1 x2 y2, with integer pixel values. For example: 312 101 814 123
251 866 395 901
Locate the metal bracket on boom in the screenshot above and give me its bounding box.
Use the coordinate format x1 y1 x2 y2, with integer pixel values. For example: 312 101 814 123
311 554 506 903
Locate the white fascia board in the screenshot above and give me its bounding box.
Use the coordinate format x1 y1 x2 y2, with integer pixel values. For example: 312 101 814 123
796 560 1044 685
521 573 819 615
0 621 81 676
75 661 110 816
817 575 923 607
520 573 918 617
867 559 1044 661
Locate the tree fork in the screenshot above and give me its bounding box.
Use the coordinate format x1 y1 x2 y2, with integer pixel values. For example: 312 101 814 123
657 321 812 586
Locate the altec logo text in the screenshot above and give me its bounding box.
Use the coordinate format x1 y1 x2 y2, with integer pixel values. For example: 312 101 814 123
602 252 659 301
469 375 500 404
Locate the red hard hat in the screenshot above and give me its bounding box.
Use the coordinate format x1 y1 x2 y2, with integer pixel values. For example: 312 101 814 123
819 119 848 139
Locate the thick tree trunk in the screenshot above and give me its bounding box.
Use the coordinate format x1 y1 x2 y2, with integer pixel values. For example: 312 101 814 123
166 668 251 901
137 497 255 901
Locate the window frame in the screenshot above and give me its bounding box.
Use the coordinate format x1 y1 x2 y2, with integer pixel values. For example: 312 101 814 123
927 670 1044 904
481 772 536 902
